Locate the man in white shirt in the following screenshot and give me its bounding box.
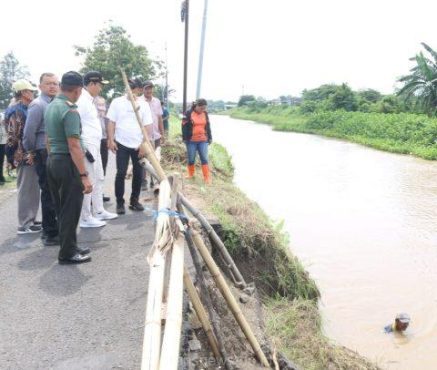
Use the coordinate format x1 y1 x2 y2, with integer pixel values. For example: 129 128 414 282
77 71 118 227
141 80 164 190
107 78 153 215
142 80 164 148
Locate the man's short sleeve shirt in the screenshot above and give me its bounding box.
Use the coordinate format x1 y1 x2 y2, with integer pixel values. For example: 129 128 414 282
145 96 163 141
45 94 82 154
106 95 152 149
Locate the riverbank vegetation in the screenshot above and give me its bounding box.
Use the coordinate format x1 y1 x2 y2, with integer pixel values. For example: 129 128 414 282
162 117 379 369
230 106 437 159
229 43 437 160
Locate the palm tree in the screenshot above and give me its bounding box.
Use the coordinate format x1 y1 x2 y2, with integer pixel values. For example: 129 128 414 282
397 43 437 116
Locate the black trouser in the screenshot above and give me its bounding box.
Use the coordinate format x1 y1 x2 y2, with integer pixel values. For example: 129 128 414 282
35 149 58 238
100 139 108 176
115 142 143 205
0 144 5 180
47 154 83 259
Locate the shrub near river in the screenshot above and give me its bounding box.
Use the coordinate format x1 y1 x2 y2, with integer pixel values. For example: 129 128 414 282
231 106 437 160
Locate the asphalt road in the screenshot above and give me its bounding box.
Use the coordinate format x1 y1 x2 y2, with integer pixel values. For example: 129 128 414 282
0 156 156 370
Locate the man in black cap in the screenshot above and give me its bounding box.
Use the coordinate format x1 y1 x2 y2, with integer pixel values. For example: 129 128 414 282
77 71 117 228
45 71 92 264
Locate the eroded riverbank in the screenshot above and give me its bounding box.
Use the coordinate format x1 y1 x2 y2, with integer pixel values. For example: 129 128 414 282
213 114 437 369
164 119 377 369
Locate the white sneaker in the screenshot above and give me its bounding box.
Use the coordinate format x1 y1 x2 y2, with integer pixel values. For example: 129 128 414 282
80 217 106 228
17 225 42 234
95 210 118 220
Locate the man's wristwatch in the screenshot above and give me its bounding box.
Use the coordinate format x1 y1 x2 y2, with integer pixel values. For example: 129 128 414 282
80 171 89 178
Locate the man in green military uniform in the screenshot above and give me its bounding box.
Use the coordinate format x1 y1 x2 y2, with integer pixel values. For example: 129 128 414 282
45 71 93 264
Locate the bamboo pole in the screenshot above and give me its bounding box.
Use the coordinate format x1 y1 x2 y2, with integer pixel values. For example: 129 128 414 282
190 229 270 368
162 175 177 307
159 233 185 370
141 251 166 370
179 212 232 370
120 69 166 181
178 193 247 289
141 179 172 370
183 267 220 359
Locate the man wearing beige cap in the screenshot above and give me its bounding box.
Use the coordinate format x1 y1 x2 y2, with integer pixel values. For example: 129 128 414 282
4 79 40 234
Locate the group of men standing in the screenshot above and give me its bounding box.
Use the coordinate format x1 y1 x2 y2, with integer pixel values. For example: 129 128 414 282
2 70 169 265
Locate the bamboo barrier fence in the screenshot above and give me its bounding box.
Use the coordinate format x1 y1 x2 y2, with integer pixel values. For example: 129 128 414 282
120 71 270 369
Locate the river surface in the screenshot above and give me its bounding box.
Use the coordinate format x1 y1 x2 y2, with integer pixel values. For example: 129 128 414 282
212 115 437 370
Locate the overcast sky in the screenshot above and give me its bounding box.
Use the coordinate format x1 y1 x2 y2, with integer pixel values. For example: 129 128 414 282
1 0 436 101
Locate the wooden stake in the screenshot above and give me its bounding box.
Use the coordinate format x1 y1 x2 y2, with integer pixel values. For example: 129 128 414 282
190 229 270 368
179 193 247 289
183 267 220 359
180 216 232 370
159 233 185 370
141 251 166 370
141 179 172 370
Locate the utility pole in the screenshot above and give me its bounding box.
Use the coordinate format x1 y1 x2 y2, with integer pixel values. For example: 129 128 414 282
181 0 190 113
196 0 208 99
164 42 169 108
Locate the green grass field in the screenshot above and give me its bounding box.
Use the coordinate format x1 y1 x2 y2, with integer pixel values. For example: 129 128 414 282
231 106 437 160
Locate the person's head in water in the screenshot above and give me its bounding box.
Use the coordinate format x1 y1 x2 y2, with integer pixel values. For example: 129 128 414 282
394 313 410 332
192 98 207 114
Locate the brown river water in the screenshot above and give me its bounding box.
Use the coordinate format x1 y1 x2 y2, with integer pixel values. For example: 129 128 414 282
212 115 437 370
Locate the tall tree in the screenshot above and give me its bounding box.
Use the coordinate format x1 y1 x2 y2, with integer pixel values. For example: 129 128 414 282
327 83 358 111
397 42 437 116
74 23 158 99
357 89 383 103
0 52 30 109
238 95 256 107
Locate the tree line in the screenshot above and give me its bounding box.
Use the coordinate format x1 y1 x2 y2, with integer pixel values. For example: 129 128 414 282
0 22 166 110
1 28 435 116
238 43 437 117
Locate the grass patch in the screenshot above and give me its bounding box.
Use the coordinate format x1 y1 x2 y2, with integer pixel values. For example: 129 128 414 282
230 106 437 160
266 298 379 370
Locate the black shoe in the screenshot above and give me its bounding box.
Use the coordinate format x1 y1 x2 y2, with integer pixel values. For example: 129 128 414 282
77 246 90 255
44 235 60 246
58 253 91 265
129 199 144 211
103 195 110 202
116 203 126 215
